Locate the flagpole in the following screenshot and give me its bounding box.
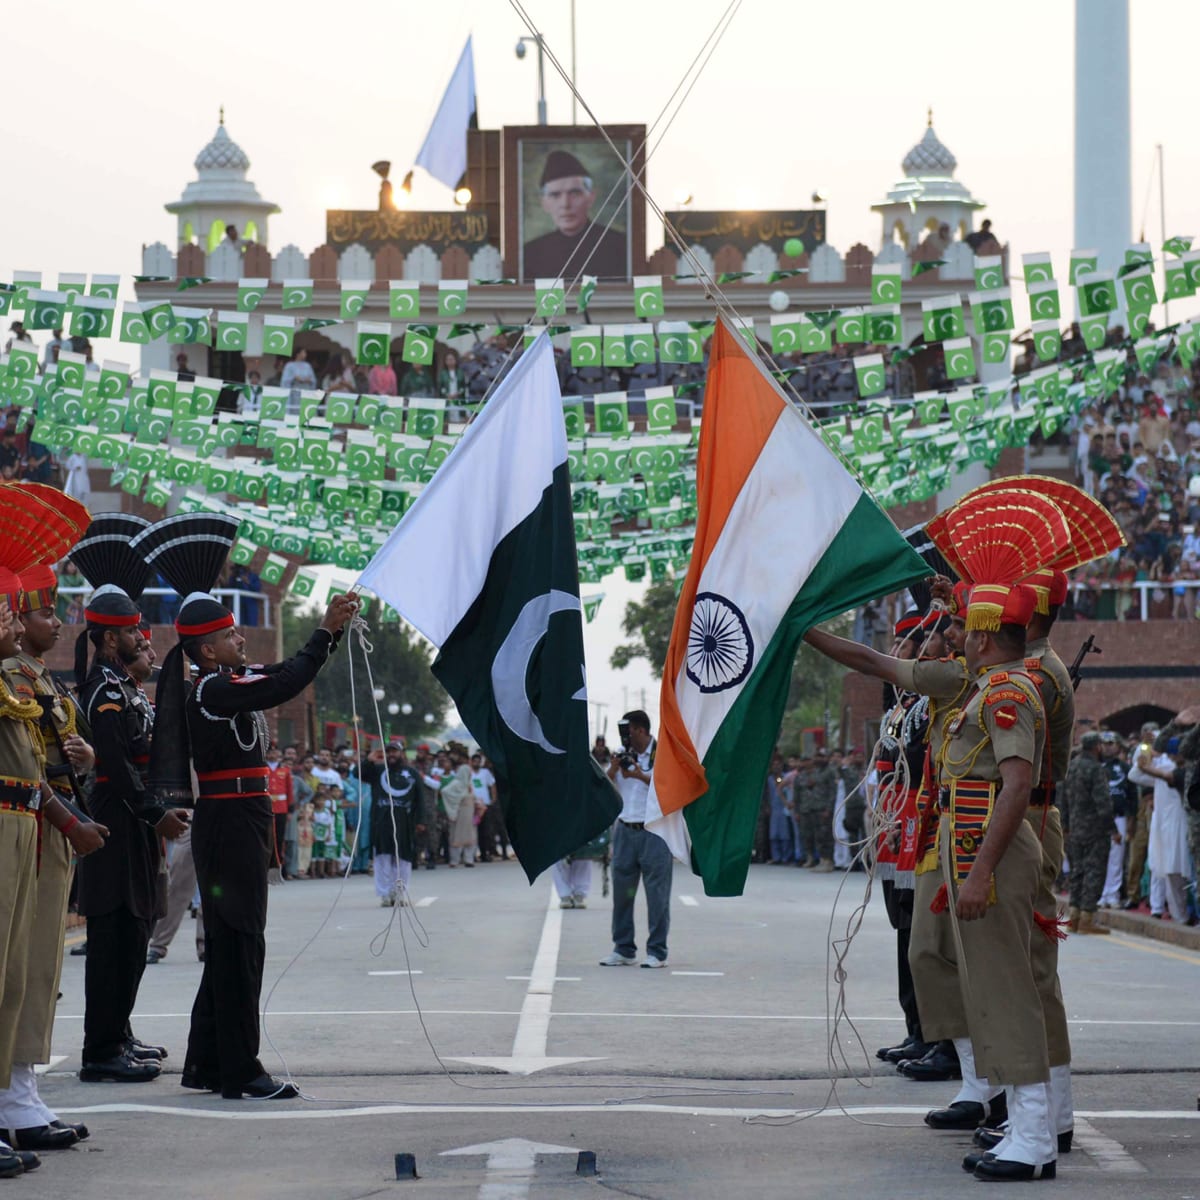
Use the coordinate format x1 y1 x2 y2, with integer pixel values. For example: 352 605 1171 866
570 0 578 124
1158 143 1168 326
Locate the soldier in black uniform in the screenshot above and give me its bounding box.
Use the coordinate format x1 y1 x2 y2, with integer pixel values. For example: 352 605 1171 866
76 586 189 1082
138 511 359 1099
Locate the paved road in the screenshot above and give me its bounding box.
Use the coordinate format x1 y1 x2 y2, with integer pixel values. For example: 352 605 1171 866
31 862 1200 1198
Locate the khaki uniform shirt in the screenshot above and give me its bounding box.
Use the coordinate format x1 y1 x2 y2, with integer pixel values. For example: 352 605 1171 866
3 654 74 791
0 675 43 785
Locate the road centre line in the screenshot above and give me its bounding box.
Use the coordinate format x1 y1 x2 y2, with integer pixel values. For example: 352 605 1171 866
52 1102 1200 1123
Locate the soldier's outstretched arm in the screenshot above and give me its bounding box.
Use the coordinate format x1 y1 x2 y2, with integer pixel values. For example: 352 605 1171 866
804 628 904 685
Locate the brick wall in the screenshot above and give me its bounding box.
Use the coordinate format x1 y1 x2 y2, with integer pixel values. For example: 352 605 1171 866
838 617 1200 749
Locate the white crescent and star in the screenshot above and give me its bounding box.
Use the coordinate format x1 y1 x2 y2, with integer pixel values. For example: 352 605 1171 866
492 589 586 756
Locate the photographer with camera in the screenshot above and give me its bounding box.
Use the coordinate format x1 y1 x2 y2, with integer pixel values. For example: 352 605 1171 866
599 711 671 969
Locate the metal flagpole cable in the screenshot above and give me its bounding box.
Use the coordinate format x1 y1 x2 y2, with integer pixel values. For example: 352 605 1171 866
506 0 884 500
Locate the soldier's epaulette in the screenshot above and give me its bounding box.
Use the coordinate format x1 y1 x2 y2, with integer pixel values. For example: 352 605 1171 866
1024 657 1044 672
1 656 21 673
986 670 1010 685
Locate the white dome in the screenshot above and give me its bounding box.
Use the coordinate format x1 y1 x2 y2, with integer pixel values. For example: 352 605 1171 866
195 121 250 173
902 123 957 177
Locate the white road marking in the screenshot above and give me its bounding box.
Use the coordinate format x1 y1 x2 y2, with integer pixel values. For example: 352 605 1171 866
679 895 700 907
52 1102 1200 1123
413 896 437 908
444 889 605 1074
671 971 724 977
34 1056 66 1074
442 1136 577 1200
367 970 423 976
1072 1117 1147 1173
504 976 581 982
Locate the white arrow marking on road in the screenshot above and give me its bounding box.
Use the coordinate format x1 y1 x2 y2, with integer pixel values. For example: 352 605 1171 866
446 889 606 1075
414 895 437 907
441 1137 579 1199
671 971 724 977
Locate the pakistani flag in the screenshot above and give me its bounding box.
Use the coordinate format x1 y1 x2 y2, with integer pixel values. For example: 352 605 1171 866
216 311 249 351
1069 250 1098 285
438 280 469 316
854 353 886 397
633 275 665 318
534 278 566 319
870 262 903 304
357 333 621 882
645 320 927 896
340 280 371 320
237 278 269 312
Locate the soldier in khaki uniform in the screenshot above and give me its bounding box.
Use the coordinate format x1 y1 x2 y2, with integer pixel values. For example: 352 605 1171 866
0 563 98 1151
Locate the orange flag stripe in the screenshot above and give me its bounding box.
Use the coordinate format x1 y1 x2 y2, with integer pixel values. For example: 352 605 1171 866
654 319 786 815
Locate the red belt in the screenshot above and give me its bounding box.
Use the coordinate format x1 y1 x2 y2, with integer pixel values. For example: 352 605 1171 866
197 766 270 799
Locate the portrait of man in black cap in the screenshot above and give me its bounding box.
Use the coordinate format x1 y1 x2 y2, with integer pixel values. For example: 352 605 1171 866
522 144 628 280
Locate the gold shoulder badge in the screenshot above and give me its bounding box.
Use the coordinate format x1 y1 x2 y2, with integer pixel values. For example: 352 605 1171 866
18 663 38 681
987 670 1010 685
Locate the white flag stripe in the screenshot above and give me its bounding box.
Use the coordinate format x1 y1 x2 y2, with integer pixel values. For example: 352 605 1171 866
357 334 565 646
643 403 861 863
672 410 858 763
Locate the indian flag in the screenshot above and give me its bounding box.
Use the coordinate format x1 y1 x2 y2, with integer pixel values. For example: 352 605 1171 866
647 319 928 896
358 333 621 882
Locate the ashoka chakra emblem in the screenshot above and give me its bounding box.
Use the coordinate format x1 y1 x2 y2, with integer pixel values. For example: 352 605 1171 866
685 592 753 693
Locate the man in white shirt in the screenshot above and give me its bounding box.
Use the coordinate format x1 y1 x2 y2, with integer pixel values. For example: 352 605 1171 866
469 752 500 861
311 750 341 788
599 711 671 968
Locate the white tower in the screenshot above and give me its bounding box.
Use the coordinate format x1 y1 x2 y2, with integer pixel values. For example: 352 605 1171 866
165 110 280 252
1074 0 1130 270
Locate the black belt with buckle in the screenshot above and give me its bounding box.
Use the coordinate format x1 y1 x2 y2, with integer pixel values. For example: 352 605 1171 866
621 821 646 831
1029 784 1056 808
0 781 40 811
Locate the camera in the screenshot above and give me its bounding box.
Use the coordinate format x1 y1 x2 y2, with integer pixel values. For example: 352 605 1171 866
617 752 637 771
616 719 636 771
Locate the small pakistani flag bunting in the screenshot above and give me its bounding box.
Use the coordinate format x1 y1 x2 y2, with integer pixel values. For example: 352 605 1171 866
388 280 420 319
133 274 171 283
1163 236 1193 257
764 269 807 283
942 337 977 380
401 323 435 365
1078 270 1117 315
168 307 211 345
911 259 945 276
1078 314 1107 350
260 554 288 586
447 322 485 339
339 280 371 320
716 271 755 285
570 326 602 367
437 279 469 316
576 275 597 313
1031 320 1061 362
291 568 318 598
854 353 886 397
356 321 393 366
973 256 1004 291
237 278 268 311
281 278 314 309
474 277 517 286
262 314 296 356
582 593 605 623
300 318 338 331
1021 252 1054 284
922 295 965 342
633 275 665 318
1027 278 1061 321
534 278 566 319
1068 250 1098 285
177 276 213 291
216 311 249 351
983 332 1010 364
70 296 114 339
25 290 67 331
870 262 903 304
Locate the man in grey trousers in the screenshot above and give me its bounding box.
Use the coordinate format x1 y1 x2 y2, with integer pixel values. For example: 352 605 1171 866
599 711 671 969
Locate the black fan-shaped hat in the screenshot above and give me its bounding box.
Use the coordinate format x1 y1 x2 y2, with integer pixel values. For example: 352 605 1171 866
130 513 241 599
71 514 153 599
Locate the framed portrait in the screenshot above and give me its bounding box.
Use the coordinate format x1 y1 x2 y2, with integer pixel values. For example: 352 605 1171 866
503 125 647 283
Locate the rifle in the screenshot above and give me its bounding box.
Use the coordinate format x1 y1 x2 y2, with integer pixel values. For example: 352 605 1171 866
1067 634 1100 692
33 694 91 819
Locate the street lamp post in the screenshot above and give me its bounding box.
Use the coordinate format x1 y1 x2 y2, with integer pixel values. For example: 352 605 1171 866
515 36 547 125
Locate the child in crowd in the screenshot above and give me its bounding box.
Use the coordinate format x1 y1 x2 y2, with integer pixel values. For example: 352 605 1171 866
311 789 334 877
297 794 315 878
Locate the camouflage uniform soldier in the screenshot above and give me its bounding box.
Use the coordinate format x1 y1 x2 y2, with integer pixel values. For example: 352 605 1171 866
1062 733 1115 934
795 750 837 872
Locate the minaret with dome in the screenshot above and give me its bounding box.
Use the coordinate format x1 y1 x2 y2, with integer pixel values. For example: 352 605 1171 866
164 109 280 252
871 111 986 251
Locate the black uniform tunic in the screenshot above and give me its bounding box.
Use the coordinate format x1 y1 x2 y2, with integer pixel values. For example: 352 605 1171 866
360 760 418 860
183 629 334 1089
77 661 165 1063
